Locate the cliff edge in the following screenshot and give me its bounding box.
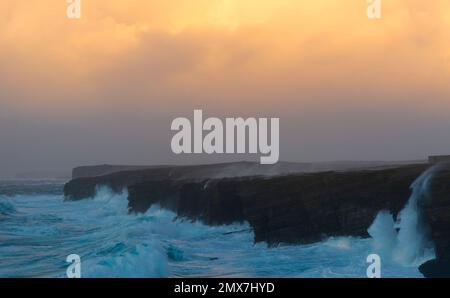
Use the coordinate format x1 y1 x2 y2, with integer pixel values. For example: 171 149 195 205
64 162 450 277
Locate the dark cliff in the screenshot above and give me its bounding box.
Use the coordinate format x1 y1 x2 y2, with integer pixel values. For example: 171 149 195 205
64 161 423 200
127 165 428 244
65 163 429 243
64 162 450 277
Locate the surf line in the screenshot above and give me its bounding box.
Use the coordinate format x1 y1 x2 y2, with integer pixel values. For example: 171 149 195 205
170 110 280 164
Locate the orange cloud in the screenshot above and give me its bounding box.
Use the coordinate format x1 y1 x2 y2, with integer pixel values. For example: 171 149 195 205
2 0 450 174
0 0 449 114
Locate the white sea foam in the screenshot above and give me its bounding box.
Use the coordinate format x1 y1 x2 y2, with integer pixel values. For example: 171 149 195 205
368 166 437 267
0 181 427 278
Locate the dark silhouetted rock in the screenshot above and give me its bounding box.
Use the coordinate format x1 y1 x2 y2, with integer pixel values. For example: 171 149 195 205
419 259 450 278
64 162 450 278
127 165 428 245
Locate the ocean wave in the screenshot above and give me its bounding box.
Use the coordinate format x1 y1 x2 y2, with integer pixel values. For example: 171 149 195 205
0 197 16 216
368 166 437 267
82 242 168 278
0 182 426 278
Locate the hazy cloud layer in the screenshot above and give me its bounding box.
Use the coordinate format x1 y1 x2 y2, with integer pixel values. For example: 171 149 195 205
1 1 450 177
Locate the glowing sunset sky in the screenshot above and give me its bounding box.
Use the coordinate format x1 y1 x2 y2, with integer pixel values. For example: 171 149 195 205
1 0 450 176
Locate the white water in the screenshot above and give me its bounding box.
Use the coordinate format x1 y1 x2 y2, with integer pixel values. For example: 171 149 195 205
368 166 436 267
0 181 429 278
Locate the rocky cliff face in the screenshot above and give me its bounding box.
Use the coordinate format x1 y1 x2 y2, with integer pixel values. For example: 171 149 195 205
63 162 450 277
65 161 417 199
127 165 428 244
65 163 429 243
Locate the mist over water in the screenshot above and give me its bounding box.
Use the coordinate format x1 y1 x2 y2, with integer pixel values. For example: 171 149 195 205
0 181 426 278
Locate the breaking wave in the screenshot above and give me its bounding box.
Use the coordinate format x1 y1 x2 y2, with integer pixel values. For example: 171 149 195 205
368 166 437 267
0 197 16 216
0 181 426 278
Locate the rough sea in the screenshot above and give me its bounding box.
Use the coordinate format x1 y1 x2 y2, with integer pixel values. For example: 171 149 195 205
0 179 432 278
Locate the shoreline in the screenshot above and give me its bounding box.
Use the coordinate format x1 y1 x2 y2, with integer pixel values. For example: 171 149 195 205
63 161 450 277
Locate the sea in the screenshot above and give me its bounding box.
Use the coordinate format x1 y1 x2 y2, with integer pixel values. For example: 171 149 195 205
0 173 435 278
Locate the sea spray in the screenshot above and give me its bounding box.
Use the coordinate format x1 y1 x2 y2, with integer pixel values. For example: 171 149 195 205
394 167 436 265
368 166 437 266
367 211 397 256
0 180 425 277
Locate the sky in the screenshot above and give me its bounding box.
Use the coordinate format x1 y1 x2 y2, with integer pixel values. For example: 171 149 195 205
1 0 450 177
